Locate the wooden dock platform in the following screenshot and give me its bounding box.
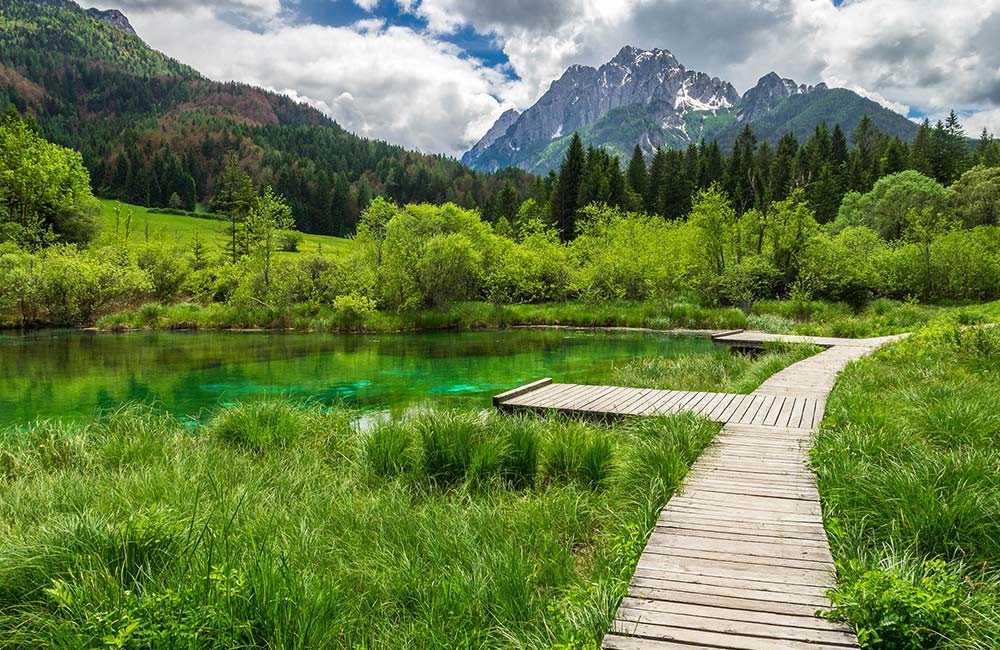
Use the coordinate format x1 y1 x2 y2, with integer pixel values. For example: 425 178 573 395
495 332 906 649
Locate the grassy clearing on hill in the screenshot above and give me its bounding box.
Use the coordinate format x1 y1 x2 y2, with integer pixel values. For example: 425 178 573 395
0 404 717 649
96 199 354 258
814 318 1000 648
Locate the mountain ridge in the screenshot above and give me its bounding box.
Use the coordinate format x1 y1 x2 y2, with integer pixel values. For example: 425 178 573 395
465 46 918 173
1 0 529 235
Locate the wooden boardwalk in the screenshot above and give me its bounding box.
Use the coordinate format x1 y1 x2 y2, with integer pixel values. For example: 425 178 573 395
495 332 906 649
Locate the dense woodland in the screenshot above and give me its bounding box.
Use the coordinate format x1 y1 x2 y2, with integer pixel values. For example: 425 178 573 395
0 0 532 236
526 114 999 241
3 104 1000 330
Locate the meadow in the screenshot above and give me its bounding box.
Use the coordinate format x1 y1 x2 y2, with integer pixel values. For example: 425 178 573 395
0 404 717 649
96 199 355 259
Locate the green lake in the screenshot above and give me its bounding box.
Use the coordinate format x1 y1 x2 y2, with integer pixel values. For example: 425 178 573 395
0 329 712 426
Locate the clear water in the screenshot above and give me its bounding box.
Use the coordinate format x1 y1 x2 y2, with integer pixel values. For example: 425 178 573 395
0 329 712 426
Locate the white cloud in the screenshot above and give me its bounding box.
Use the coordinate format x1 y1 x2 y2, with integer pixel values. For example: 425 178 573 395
353 0 381 12
85 3 510 156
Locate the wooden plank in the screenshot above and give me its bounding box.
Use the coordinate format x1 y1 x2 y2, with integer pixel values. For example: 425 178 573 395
630 566 832 597
627 575 831 607
615 608 858 646
513 382 578 407
492 377 552 405
620 598 851 633
583 386 636 413
553 384 615 411
610 620 858 650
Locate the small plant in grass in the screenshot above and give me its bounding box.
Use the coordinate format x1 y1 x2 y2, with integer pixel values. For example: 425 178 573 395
544 423 613 489
209 400 310 451
824 559 987 649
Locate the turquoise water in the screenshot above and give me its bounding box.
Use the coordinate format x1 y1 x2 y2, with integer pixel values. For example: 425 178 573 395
0 329 712 426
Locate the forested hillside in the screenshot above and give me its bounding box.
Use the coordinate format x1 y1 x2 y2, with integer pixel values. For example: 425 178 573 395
0 0 530 236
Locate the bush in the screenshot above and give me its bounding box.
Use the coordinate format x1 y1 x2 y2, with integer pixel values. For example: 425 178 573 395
417 411 484 485
277 230 304 253
136 242 190 300
543 423 613 488
825 560 988 649
332 293 376 330
5 244 151 326
499 417 540 489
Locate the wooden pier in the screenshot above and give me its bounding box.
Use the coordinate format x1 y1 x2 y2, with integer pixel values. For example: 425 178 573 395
495 331 907 649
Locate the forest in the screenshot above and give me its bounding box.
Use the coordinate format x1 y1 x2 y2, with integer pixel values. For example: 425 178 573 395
2 104 999 331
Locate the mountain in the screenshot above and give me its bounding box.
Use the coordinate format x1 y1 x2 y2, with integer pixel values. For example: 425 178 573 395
1 0 528 236
465 46 919 174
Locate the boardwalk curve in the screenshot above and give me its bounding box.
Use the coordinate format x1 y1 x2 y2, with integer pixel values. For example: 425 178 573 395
495 331 907 649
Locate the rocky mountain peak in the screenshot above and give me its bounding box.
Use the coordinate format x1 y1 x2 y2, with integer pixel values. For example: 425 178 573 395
28 0 138 37
463 46 869 174
739 71 827 121
85 8 138 37
461 108 521 167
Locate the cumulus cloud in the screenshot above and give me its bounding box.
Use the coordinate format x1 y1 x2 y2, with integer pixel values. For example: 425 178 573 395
84 3 510 155
82 0 1000 155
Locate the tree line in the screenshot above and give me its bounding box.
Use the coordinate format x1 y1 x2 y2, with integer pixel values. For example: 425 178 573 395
518 112 997 242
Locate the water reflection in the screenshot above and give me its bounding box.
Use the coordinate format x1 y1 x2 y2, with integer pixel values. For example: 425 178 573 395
0 328 712 426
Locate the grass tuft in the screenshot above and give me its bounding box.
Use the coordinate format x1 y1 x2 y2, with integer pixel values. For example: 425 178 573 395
209 400 312 451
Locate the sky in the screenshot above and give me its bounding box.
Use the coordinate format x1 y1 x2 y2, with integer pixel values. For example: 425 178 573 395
81 0 1000 158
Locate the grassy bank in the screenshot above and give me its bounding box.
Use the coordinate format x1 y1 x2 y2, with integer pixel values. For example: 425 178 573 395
814 321 1000 648
94 298 1000 337
0 403 717 649
97 300 752 334
612 342 823 394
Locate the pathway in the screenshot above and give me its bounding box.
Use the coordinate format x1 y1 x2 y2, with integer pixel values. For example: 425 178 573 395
494 331 907 649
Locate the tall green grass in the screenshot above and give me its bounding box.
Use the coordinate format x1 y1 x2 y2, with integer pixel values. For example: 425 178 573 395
814 321 1000 648
0 403 718 648
612 342 823 394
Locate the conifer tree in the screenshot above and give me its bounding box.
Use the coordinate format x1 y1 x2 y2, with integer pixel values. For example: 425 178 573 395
626 145 648 200
550 132 585 241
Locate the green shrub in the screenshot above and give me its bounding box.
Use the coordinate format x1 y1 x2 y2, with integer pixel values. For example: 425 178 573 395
543 423 612 488
825 560 988 649
499 417 539 489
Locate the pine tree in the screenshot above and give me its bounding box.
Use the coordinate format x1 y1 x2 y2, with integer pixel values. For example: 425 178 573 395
771 133 799 201
550 132 585 241
752 141 774 212
726 125 757 216
699 140 725 189
646 148 668 215
658 150 692 218
211 155 256 262
909 119 936 178
626 145 648 200
492 180 520 223
880 138 909 177
831 124 849 167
